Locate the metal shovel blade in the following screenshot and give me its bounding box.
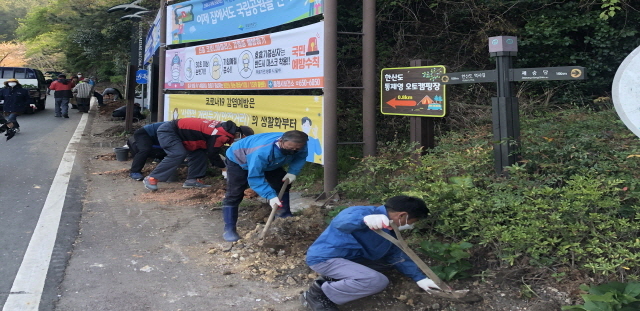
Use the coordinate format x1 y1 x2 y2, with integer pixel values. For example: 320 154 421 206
426 289 482 302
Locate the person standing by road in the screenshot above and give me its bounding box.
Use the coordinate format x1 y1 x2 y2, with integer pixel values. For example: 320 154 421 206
221 130 308 242
72 78 94 113
0 78 32 133
129 121 167 181
48 74 75 118
143 118 254 192
301 195 439 311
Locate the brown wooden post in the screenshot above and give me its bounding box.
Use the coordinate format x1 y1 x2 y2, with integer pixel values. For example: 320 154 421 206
157 0 166 121
409 59 436 154
125 64 136 132
362 0 376 157
322 0 338 197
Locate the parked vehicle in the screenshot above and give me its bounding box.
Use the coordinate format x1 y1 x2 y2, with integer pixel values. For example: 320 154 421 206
0 67 48 112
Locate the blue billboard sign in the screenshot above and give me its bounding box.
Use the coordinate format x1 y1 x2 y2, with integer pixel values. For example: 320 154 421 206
143 11 162 66
166 0 323 45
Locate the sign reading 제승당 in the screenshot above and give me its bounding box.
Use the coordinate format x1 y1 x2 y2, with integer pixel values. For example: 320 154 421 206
380 65 447 117
510 66 586 81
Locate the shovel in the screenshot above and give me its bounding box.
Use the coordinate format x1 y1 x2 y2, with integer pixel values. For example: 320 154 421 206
374 222 481 302
258 179 290 240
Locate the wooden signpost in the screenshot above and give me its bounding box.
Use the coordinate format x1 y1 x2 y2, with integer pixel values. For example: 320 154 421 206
380 36 587 175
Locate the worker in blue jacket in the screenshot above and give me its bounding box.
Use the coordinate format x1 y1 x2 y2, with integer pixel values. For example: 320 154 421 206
301 195 441 311
222 130 308 241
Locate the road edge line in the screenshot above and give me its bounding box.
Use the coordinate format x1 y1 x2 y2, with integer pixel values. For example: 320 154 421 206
3 112 90 311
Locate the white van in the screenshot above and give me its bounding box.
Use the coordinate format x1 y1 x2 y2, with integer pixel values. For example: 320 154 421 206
0 67 48 112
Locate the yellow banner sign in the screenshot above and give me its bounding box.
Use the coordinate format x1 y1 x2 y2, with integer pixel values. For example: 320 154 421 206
165 94 324 164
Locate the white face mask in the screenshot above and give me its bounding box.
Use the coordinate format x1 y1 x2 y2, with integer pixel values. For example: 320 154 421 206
7 82 16 87
397 215 414 231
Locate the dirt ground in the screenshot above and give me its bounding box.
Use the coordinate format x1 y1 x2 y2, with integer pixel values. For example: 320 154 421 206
87 102 587 311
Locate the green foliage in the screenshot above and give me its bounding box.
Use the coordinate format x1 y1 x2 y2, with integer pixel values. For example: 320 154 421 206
297 145 363 191
418 240 473 281
562 282 640 311
331 0 640 143
337 107 640 278
0 0 45 41
15 0 151 77
600 0 622 20
517 1 640 103
335 140 424 202
325 205 349 224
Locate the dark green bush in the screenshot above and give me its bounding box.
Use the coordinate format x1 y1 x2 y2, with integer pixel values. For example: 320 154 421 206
337 107 640 278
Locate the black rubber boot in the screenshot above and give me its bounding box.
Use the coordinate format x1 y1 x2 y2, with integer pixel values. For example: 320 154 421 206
300 280 339 311
277 192 293 218
222 206 240 241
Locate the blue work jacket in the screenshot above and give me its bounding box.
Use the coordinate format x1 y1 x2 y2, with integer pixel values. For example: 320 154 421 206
306 205 427 282
142 122 166 147
226 132 308 200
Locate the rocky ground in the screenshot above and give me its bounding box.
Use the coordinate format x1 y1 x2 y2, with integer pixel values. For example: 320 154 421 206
87 101 588 311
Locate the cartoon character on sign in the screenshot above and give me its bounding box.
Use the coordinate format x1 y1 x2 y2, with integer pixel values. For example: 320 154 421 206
301 116 322 163
185 58 195 81
172 108 179 120
169 53 183 87
305 0 319 17
238 51 253 79
171 5 193 44
211 55 222 80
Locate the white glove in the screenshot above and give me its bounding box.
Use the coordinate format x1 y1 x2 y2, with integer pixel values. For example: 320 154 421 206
221 170 227 179
269 197 282 209
417 278 441 292
363 214 390 230
283 173 296 184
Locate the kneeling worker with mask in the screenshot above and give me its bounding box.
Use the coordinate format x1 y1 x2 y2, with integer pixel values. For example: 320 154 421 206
301 195 441 311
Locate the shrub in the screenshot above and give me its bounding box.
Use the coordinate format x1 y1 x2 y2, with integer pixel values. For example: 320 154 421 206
336 107 640 279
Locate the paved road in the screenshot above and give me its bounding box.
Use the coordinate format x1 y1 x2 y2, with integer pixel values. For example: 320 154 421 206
0 96 87 310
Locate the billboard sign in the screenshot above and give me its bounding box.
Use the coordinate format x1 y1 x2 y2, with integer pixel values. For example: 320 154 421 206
380 66 447 117
165 94 324 164
167 0 323 45
143 10 162 65
164 21 323 90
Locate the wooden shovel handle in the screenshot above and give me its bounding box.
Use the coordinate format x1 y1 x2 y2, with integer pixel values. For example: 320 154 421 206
259 179 290 240
374 222 452 292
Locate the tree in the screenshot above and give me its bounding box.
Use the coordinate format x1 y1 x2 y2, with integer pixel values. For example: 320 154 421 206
16 0 154 79
0 41 26 66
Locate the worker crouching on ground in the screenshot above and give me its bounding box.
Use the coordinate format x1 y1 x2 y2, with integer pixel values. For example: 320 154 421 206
128 122 167 181
222 130 308 242
301 195 441 311
143 118 254 191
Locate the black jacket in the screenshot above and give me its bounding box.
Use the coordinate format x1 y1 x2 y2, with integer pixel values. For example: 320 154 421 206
0 85 32 113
